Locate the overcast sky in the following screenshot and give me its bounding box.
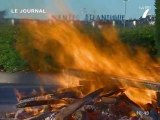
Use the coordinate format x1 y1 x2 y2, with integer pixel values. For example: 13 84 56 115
0 0 155 19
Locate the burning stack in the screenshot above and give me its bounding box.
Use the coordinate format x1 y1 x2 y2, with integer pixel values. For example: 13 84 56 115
2 69 160 120
6 80 160 120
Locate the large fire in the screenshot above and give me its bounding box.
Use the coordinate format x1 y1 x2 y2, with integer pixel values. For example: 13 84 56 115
15 20 160 108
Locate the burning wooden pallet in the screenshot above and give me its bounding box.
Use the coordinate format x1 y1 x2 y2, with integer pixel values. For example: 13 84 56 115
4 69 160 120
10 86 159 120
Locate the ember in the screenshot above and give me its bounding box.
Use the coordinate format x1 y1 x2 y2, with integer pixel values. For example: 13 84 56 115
9 87 160 120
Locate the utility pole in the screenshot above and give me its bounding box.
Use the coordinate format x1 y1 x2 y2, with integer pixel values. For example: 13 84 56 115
123 0 128 28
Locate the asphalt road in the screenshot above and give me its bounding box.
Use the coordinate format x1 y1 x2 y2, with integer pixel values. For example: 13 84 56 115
0 72 61 113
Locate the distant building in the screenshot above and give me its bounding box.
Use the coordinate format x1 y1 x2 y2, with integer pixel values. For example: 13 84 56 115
0 10 6 23
1 8 155 28
87 9 155 28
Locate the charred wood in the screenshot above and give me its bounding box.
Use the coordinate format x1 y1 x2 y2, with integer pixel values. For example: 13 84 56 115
20 93 55 101
26 112 56 120
119 93 144 113
55 88 103 120
66 69 160 92
16 98 74 108
100 88 124 97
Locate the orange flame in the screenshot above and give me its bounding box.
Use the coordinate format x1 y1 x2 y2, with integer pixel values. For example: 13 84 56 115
16 20 160 106
125 87 157 107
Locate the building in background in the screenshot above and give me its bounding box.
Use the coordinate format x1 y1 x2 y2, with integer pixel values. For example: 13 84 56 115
0 10 6 23
0 8 155 28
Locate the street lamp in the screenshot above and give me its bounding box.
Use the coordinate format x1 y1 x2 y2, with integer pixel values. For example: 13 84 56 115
81 8 87 20
123 0 128 28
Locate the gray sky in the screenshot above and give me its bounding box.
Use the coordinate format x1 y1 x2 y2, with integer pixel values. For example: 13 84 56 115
0 0 155 19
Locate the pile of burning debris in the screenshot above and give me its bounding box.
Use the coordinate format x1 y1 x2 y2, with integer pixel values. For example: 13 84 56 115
5 85 160 120
4 69 160 120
